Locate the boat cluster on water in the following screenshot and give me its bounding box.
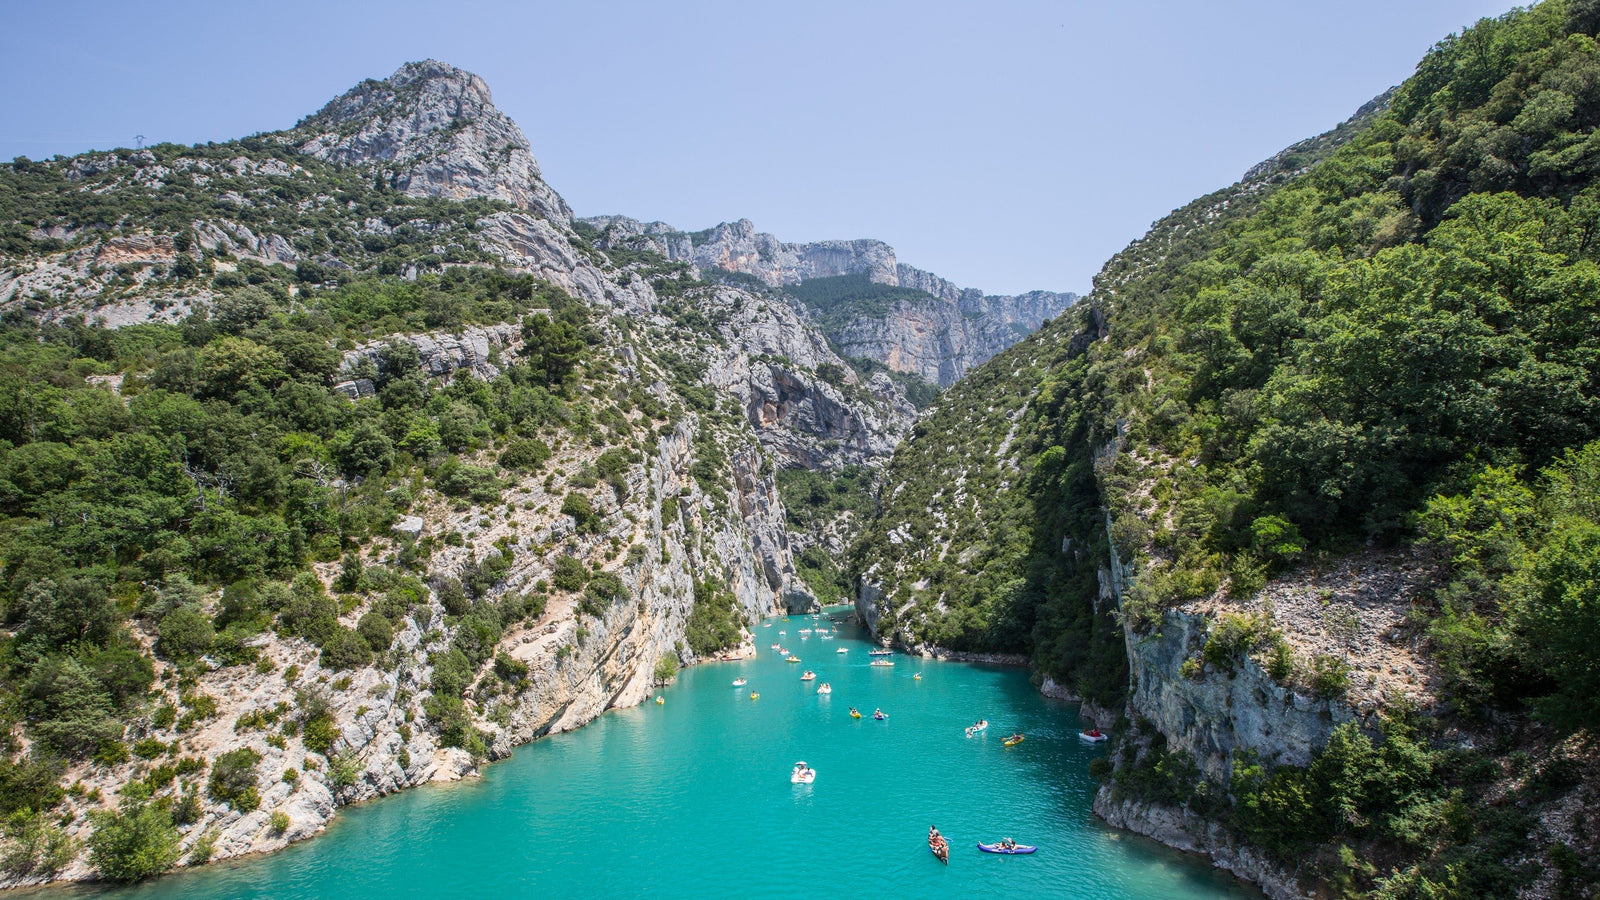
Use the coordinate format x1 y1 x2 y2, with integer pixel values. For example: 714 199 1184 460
668 611 1112 861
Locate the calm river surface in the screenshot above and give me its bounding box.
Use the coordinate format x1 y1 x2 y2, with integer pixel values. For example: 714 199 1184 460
54 611 1257 899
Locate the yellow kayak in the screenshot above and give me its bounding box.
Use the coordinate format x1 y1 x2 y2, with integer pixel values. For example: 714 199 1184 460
655 696 664 705
750 692 760 700
1004 734 1025 748
849 709 862 718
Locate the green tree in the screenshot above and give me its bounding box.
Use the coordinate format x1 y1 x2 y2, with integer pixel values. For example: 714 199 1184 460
208 748 261 811
318 626 374 671
685 579 741 656
16 577 117 649
561 492 596 532
87 799 179 882
155 606 215 662
521 313 585 388
1515 518 1600 731
339 422 394 476
1 809 77 877
357 611 394 652
23 657 121 758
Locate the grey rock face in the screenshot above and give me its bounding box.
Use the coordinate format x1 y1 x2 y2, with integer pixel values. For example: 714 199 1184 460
698 286 914 470
581 215 1076 386
296 60 573 226
339 323 522 382
1123 607 1359 783
829 288 1074 387
475 211 654 311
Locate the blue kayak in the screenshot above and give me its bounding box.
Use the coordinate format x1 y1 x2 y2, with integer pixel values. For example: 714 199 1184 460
977 842 1037 854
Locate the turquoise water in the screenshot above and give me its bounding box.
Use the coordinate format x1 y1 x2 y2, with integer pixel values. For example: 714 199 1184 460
57 612 1256 899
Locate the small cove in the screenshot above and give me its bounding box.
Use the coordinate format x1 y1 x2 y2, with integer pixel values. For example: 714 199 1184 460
50 612 1258 899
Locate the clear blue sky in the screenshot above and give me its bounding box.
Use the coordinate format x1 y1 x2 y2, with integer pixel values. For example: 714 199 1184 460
0 0 1517 295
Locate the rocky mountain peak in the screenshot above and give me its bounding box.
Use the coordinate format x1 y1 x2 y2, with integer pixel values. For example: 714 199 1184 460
295 60 573 225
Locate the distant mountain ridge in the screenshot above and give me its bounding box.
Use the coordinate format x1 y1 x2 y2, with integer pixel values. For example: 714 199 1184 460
580 214 1077 386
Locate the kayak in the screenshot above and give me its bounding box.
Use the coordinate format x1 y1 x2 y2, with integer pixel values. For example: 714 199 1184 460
977 842 1037 855
849 709 862 718
873 712 888 720
1004 735 1025 748
750 692 760 700
654 696 664 705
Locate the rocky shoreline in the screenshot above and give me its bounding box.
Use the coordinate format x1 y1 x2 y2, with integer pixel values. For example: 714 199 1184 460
1094 791 1301 899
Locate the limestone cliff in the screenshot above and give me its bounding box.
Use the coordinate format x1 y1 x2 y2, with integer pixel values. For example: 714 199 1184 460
580 215 1076 386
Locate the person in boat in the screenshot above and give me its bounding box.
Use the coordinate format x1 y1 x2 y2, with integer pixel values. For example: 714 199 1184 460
874 708 883 716
1008 732 1023 742
1001 838 1016 851
929 825 942 843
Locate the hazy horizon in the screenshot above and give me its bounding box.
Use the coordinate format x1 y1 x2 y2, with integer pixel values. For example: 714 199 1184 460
1 0 1517 294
